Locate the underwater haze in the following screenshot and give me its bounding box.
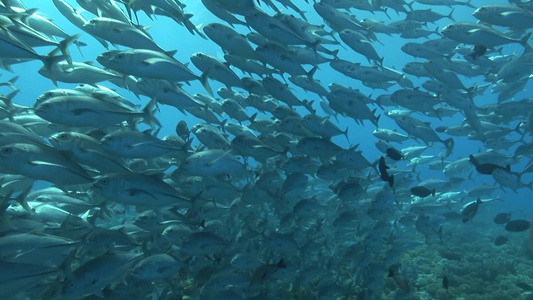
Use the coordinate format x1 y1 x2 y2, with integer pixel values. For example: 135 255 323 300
0 0 533 299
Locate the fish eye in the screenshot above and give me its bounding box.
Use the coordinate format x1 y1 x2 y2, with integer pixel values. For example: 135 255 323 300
116 54 124 59
1 147 12 154
100 178 109 185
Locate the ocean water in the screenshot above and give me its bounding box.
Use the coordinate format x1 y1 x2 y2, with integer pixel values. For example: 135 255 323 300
1 0 533 299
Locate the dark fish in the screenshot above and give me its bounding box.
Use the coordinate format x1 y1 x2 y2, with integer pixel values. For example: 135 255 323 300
176 120 190 141
250 258 287 284
494 235 508 246
378 156 394 188
505 219 531 232
469 45 487 61
388 263 409 292
442 275 449 290
461 198 482 223
469 155 510 175
410 186 436 197
386 147 403 160
493 212 511 225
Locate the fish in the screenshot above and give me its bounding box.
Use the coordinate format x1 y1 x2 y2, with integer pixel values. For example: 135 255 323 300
461 198 483 223
493 212 511 225
61 251 142 298
378 156 394 188
505 219 531 232
130 253 182 281
386 147 403 160
442 22 532 49
250 258 287 285
410 186 436 197
388 263 410 292
469 154 509 175
494 235 508 246
92 173 191 209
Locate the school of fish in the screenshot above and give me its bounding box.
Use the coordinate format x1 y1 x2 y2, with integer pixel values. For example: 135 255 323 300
0 0 532 299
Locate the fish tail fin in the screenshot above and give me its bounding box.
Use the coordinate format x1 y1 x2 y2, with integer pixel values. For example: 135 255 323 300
249 112 258 124
374 114 381 127
443 138 454 157
303 99 315 113
1 88 19 115
307 65 318 79
199 72 213 96
521 32 532 52
406 1 415 11
141 98 161 130
1 75 19 90
57 33 82 66
447 9 455 22
343 126 350 143
465 0 475 8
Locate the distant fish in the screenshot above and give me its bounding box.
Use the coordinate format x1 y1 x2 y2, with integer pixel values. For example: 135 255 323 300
410 186 436 198
386 147 403 161
442 274 449 290
493 212 511 225
378 156 394 188
469 154 509 175
468 45 487 61
505 219 530 232
439 250 461 261
388 263 410 292
250 258 287 285
494 235 508 246
461 198 482 223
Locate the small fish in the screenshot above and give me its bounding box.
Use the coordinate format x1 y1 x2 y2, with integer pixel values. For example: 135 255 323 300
410 186 436 197
469 155 509 175
386 147 403 160
439 250 461 261
250 258 287 285
468 45 487 61
461 198 482 223
378 156 394 188
388 263 410 292
442 275 449 290
493 212 511 225
494 235 508 246
505 219 530 232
